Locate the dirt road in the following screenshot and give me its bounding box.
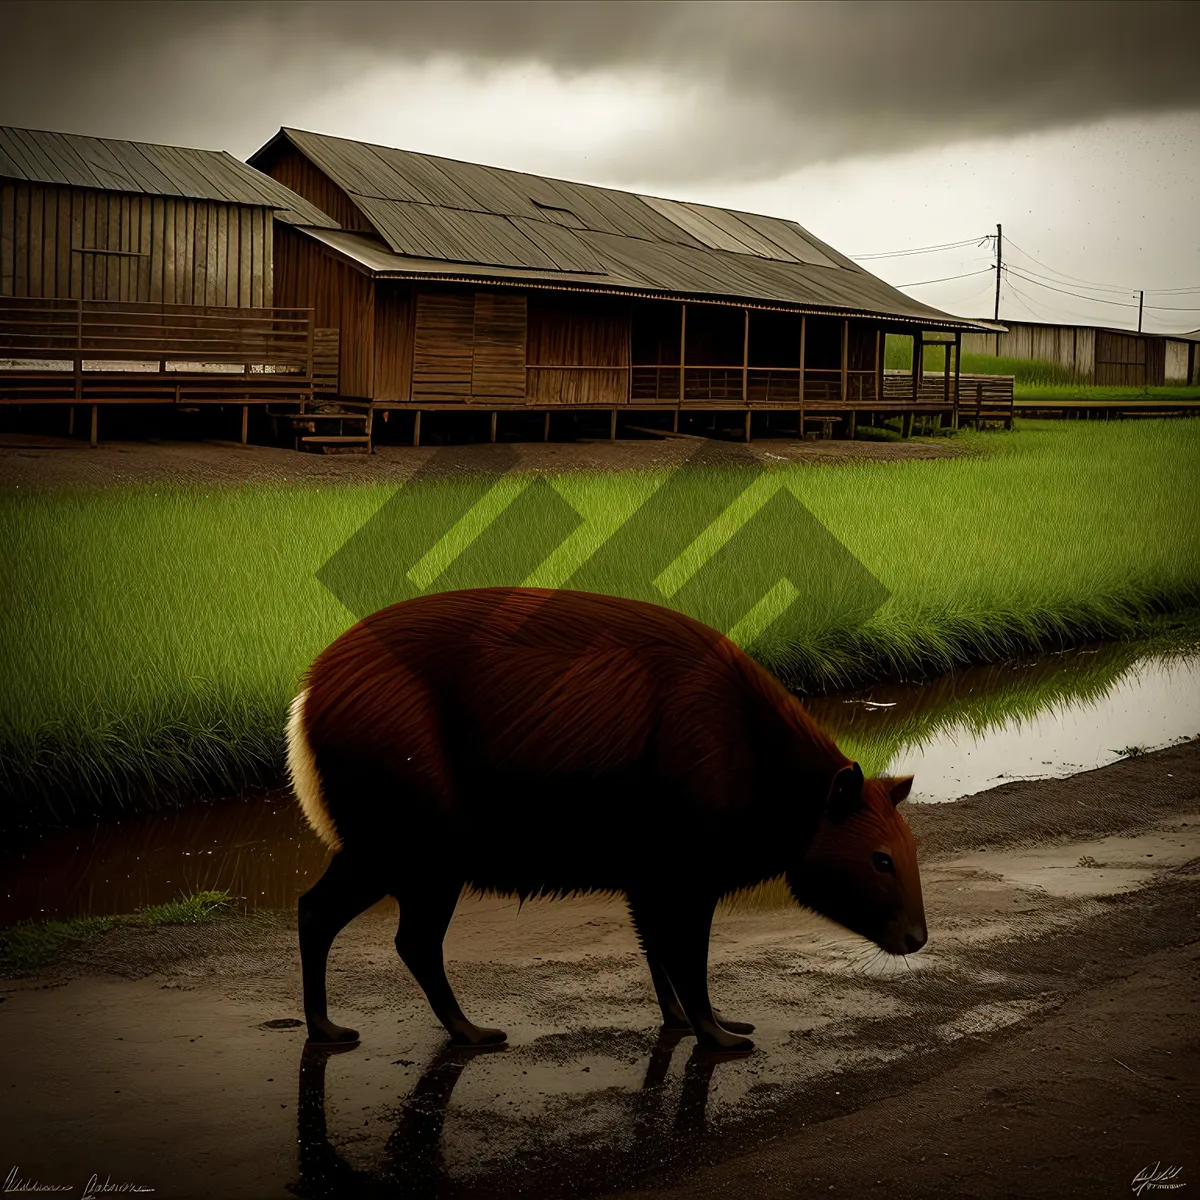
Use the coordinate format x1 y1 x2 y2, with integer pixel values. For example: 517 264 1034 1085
2 740 1197 1199
0 431 966 489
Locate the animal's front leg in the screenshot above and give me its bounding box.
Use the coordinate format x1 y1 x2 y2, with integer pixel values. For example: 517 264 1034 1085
645 952 755 1035
628 890 754 1053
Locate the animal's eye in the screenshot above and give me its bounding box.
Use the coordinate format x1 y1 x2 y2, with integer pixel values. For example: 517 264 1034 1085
872 852 895 874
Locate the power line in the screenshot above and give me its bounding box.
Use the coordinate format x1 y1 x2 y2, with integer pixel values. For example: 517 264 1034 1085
897 267 995 288
1004 237 1200 296
1006 267 1200 312
850 237 987 261
1004 277 1120 327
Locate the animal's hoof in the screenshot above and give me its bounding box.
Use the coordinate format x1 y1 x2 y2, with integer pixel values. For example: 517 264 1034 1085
450 1024 508 1048
305 1020 360 1047
716 1017 755 1035
697 1031 754 1055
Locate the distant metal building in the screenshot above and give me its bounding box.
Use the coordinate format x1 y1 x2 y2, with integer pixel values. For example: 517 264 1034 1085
961 318 1196 386
248 127 999 435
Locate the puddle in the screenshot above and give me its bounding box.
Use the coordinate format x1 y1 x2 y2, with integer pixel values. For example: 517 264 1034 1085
2 639 1197 926
3 812 1193 1200
806 646 1200 803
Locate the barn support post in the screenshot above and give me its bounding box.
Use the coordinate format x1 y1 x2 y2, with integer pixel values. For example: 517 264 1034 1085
943 338 952 410
679 302 687 403
744 410 752 443
89 404 98 448
67 406 75 437
543 411 550 442
901 411 913 438
490 411 497 443
742 308 750 403
953 331 962 427
875 328 883 404
911 330 920 401
840 319 849 405
847 410 857 439
798 315 807 436
610 409 617 440
412 410 421 447
240 405 248 445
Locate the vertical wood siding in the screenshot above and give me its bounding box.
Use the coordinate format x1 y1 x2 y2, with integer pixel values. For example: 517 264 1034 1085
527 291 628 405
273 223 374 397
471 292 527 398
0 182 272 305
412 292 475 400
260 147 372 234
373 281 415 401
961 322 1098 380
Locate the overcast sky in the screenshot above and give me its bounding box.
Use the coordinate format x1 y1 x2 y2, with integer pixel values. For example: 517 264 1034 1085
3 0 1198 331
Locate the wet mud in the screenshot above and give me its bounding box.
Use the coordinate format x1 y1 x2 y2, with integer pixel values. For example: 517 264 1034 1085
2 739 1197 1199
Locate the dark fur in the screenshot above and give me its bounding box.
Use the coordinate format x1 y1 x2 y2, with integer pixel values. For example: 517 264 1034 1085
296 587 926 1053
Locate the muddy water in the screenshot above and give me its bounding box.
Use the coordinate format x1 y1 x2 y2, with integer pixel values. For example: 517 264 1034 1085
2 642 1197 926
806 647 1200 803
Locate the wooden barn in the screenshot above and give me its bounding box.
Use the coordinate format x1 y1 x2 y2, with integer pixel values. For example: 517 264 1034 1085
0 126 340 441
961 318 1198 387
249 128 1004 441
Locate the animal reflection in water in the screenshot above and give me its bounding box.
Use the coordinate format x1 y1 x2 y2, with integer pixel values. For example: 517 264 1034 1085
292 1033 728 1199
290 589 927 1055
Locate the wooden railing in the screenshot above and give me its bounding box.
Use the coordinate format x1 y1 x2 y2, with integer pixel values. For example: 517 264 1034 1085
0 297 315 404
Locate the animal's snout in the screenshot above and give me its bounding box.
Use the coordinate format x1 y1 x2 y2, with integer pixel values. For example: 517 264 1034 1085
903 924 928 954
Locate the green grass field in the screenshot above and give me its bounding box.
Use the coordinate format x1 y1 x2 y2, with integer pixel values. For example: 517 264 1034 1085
2 419 1198 825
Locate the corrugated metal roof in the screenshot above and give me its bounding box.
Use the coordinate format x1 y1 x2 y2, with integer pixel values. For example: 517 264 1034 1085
252 127 990 328
300 226 982 330
0 126 339 228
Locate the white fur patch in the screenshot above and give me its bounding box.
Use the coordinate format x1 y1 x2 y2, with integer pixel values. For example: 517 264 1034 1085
286 689 342 851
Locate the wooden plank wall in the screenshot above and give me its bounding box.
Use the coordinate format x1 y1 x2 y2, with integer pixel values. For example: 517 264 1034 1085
1094 329 1149 386
373 282 415 401
527 292 628 405
273 224 374 397
412 292 475 400
962 322 1096 379
1164 339 1192 384
260 146 372 235
471 293 526 398
0 181 272 306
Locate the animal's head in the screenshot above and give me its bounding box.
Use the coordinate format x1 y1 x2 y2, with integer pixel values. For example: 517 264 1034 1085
788 763 927 956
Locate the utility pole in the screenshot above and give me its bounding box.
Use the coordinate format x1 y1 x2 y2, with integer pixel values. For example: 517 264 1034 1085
993 223 1002 322
1137 290 1144 333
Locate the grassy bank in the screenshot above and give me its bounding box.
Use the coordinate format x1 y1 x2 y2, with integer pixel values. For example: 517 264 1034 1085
0 890 232 973
2 419 1198 826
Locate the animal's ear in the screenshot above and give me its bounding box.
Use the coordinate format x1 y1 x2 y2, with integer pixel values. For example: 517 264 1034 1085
827 762 865 823
888 776 914 806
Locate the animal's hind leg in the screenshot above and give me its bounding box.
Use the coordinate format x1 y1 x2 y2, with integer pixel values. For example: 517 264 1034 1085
299 851 388 1046
394 874 507 1048
628 890 753 1053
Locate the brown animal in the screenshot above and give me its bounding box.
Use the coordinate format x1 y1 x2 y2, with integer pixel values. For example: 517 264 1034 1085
288 587 926 1054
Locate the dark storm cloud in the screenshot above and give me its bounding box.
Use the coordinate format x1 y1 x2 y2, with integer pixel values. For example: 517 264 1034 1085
2 0 1198 181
